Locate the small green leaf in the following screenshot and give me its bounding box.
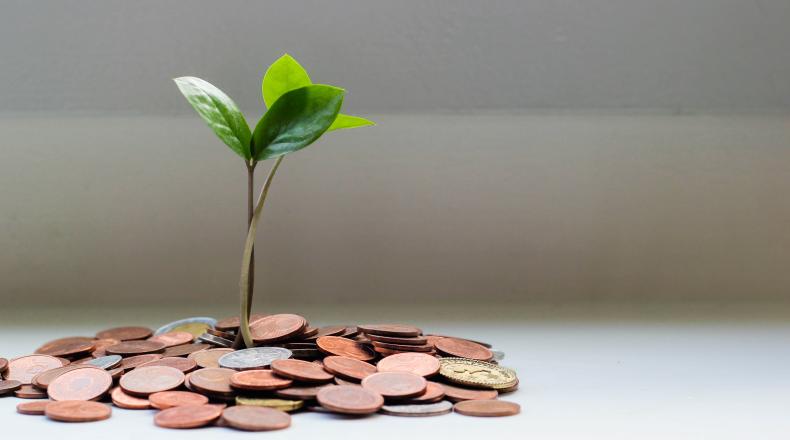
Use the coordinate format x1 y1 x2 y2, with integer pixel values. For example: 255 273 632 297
262 54 312 108
174 76 252 160
252 85 345 161
328 114 375 131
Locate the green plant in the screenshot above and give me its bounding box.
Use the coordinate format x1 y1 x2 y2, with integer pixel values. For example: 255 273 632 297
175 54 373 348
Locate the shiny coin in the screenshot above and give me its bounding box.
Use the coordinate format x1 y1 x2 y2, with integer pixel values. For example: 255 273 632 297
275 383 332 400
358 324 421 337
230 370 292 391
6 355 63 384
198 333 234 347
85 355 122 370
148 331 194 348
95 326 152 341
438 358 517 389
435 337 493 361
149 390 208 409
137 356 197 373
439 382 498 402
120 365 184 396
218 347 292 371
32 365 97 389
188 367 236 395
322 355 377 381
47 367 112 401
271 359 334 383
162 343 211 358
250 314 307 344
154 404 222 429
105 340 166 356
376 352 440 377
189 348 233 368
155 317 217 338
45 400 111 422
15 384 47 398
361 372 427 399
119 353 163 370
453 399 521 417
222 405 291 431
110 387 150 409
0 379 22 395
381 400 453 417
316 336 375 361
17 400 51 415
316 385 384 415
235 397 304 412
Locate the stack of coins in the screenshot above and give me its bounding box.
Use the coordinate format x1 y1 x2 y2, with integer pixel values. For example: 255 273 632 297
0 314 521 430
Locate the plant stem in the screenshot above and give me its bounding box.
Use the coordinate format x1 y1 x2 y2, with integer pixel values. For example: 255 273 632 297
239 155 285 348
232 161 257 349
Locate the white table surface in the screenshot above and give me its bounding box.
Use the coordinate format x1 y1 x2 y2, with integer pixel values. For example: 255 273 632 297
1 303 788 439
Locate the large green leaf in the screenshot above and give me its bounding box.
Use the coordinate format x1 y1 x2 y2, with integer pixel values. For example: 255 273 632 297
174 76 252 160
328 114 375 131
262 54 312 108
252 85 344 161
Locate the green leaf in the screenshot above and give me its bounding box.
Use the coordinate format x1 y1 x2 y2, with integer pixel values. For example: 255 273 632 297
252 85 345 161
262 54 312 108
328 114 375 131
174 76 252 160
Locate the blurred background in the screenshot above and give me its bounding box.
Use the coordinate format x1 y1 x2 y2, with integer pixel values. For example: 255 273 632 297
1 0 789 314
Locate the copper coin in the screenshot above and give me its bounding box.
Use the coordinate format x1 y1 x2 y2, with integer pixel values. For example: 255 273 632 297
149 390 209 409
214 313 267 331
230 370 292 391
453 399 520 417
32 364 97 389
0 379 22 394
404 381 445 403
154 404 222 429
120 365 184 396
147 331 194 348
0 357 7 375
271 359 333 383
316 336 375 361
435 337 493 361
206 328 235 339
375 346 437 357
372 341 433 352
35 339 95 358
105 340 166 356
368 334 429 345
303 325 346 340
316 385 384 415
47 367 112 401
439 382 498 402
377 352 440 377
107 367 124 380
56 357 71 365
110 387 150 409
322 355 377 381
162 343 210 358
35 336 93 354
15 384 48 398
250 314 307 343
188 367 236 395
91 338 121 353
46 400 111 422
222 406 291 431
188 348 233 368
138 356 197 373
6 355 63 384
339 326 361 338
298 326 319 339
361 372 427 399
358 324 421 337
275 383 332 400
17 400 51 415
119 353 163 370
95 326 152 341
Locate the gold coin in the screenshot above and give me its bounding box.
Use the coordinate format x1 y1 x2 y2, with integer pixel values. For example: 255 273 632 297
438 358 518 390
235 396 304 412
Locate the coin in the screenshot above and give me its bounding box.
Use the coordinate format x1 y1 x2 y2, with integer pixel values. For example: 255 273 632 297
275 383 332 400
34 339 95 358
206 328 236 339
222 406 291 431
110 387 150 409
6 355 63 384
288 348 323 359
162 343 211 358
358 324 421 337
453 399 520 417
106 340 166 356
85 355 122 370
303 325 346 340
96 326 153 341
32 365 96 389
218 347 292 371
155 317 217 337
188 367 236 395
47 367 112 401
0 379 22 395
119 353 163 370
376 353 440 377
361 372 427 399
230 370 293 391
438 382 498 402
149 390 209 409
91 338 122 353
0 357 7 375
15 384 47 398
138 356 197 373
322 355 377 381
339 326 361 338
120 365 185 396
189 348 234 368
490 349 505 361
334 376 359 386
271 359 334 383
435 337 493 361
250 314 307 343
403 381 446 403
17 400 51 415
198 333 234 347
235 397 304 412
381 400 453 417
214 313 267 331
316 385 384 415
438 358 517 390
316 336 375 361
46 400 111 422
371 341 433 353
148 331 194 348
154 404 222 429
367 334 429 345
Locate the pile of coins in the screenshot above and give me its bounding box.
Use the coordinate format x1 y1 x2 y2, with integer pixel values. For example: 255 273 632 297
0 314 520 430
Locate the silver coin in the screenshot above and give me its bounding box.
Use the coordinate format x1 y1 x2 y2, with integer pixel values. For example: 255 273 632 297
490 349 505 361
155 317 217 336
198 333 234 348
380 400 453 417
86 355 122 370
218 347 292 371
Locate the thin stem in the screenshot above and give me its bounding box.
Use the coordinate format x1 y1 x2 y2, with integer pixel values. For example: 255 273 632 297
239 155 285 348
233 161 257 349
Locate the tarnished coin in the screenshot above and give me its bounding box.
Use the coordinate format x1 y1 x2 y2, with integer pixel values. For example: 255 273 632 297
32 365 96 389
439 382 498 402
189 348 234 368
381 400 453 417
138 356 197 373
15 384 47 398
435 338 493 361
120 366 185 396
222 406 291 431
6 355 63 384
149 390 208 409
368 334 429 345
85 355 122 370
218 347 292 371
376 352 440 377
316 385 384 415
454 399 520 417
17 400 51 415
322 355 377 381
110 387 150 409
235 397 304 412
155 317 217 338
316 336 375 361
198 333 234 348
106 340 166 356
214 313 267 332
250 314 307 343
275 383 332 400
188 367 236 395
95 326 152 341
230 370 293 391
405 381 446 403
361 372 427 399
119 353 163 370
162 343 210 358
438 358 518 390
271 359 334 383
0 379 22 395
45 400 111 422
148 331 194 348
154 404 222 429
47 367 112 401
34 338 95 358
358 324 421 337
